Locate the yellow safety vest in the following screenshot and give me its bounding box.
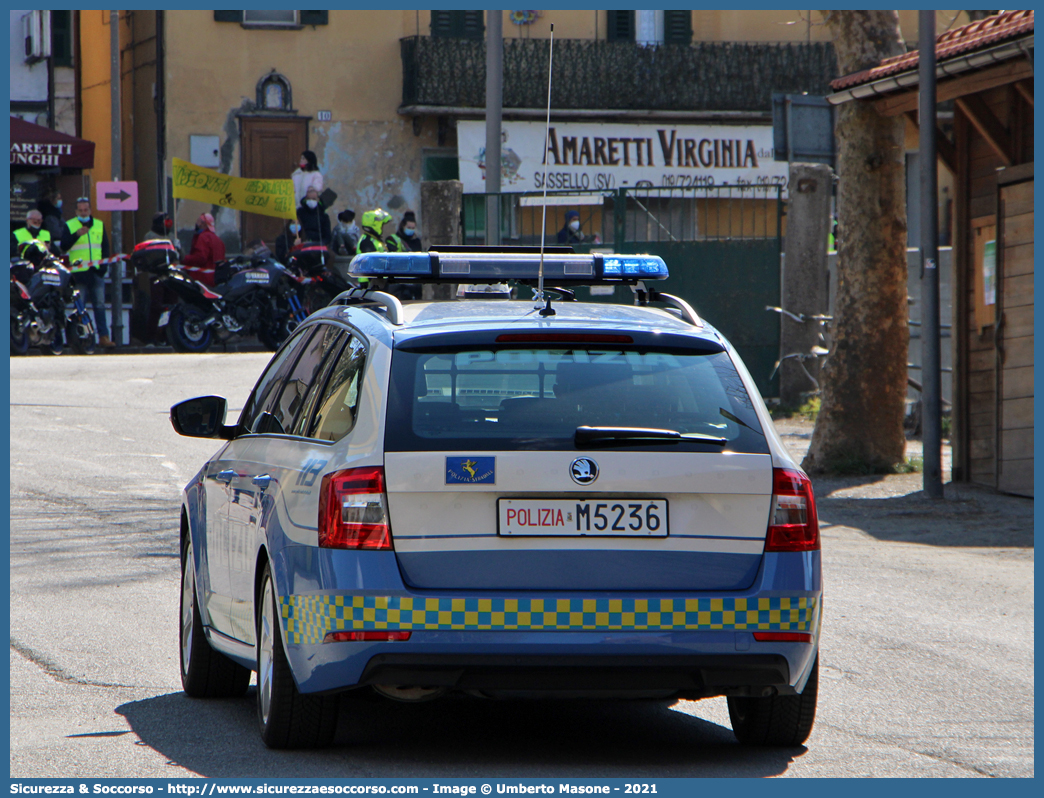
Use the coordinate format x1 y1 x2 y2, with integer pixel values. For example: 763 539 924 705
14 227 50 245
66 218 105 271
359 233 387 253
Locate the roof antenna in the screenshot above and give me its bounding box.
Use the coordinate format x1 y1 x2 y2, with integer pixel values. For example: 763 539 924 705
535 23 555 317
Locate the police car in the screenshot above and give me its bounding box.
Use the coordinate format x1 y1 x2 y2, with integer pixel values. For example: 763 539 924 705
171 248 821 750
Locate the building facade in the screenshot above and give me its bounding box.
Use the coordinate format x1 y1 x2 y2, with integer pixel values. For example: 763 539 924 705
73 10 968 251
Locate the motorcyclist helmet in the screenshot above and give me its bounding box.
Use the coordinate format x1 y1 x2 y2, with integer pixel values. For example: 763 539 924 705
361 208 393 237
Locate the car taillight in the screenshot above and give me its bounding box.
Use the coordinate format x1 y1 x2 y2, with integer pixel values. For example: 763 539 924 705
752 632 813 643
764 467 820 552
323 630 410 643
318 466 392 550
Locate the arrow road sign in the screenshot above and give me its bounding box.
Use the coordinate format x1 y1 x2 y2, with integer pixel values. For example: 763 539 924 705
95 181 139 211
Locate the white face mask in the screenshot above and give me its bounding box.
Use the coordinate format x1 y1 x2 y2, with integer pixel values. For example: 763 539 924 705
568 220 580 231
305 199 318 209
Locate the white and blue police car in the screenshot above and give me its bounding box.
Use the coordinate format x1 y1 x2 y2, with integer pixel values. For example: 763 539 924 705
171 248 821 749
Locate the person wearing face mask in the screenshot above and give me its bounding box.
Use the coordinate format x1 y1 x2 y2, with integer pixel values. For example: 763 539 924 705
291 150 324 207
386 210 423 253
61 196 115 347
297 186 331 246
37 189 65 242
11 209 54 257
556 210 586 245
331 209 359 257
275 220 305 263
181 212 225 287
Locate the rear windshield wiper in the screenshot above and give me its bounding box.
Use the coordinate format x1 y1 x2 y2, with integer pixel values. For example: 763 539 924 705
720 407 764 435
574 426 727 447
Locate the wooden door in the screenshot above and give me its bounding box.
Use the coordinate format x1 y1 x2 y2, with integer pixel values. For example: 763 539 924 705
996 176 1033 496
240 117 308 247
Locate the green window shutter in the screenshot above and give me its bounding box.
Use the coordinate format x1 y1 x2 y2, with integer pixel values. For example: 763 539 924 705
300 10 329 26
663 10 692 44
431 10 484 39
50 11 73 67
213 11 243 23
606 10 635 42
460 10 485 40
431 10 454 37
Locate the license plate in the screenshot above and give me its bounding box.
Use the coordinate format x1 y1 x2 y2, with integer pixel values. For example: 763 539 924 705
157 310 170 327
498 498 668 537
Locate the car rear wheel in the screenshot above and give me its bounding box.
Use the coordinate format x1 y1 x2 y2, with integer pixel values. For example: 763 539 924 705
256 563 339 749
728 655 818 746
180 535 251 698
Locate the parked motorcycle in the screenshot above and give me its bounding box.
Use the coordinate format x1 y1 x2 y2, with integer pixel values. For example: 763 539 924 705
10 246 96 356
286 243 352 314
131 240 308 353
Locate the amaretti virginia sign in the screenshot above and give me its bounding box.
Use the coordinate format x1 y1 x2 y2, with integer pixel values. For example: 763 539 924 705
458 121 788 194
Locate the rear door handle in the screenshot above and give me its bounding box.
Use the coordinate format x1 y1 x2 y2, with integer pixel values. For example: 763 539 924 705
215 469 236 483
252 474 272 490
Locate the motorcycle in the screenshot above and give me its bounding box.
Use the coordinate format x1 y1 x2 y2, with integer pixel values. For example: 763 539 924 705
131 240 308 353
285 243 352 314
10 249 96 356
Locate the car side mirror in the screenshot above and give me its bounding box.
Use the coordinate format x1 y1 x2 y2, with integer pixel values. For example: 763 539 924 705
170 395 235 439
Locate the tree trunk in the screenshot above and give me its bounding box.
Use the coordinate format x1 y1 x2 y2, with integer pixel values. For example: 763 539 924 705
803 11 909 474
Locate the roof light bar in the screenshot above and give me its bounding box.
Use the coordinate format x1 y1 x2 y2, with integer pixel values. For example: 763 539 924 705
347 251 669 284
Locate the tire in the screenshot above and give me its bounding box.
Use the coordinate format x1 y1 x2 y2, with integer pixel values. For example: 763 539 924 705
166 304 213 353
180 535 252 698
257 314 296 352
728 656 818 746
43 333 63 356
303 284 336 315
67 315 96 355
10 315 29 356
256 563 339 749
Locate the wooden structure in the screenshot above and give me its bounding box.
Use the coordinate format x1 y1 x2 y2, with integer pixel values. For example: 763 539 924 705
829 11 1034 496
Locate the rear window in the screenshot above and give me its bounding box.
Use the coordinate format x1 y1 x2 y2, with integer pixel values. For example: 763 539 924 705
385 347 768 453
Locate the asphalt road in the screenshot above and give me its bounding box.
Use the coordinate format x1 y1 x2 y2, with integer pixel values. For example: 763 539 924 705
9 354 1034 778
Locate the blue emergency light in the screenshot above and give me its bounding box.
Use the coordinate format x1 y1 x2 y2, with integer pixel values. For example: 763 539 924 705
347 251 669 284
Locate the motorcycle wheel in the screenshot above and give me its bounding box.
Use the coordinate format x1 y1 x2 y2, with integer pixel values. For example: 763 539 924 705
67 315 97 355
303 284 337 316
166 304 213 353
43 333 63 356
10 315 29 356
257 314 296 352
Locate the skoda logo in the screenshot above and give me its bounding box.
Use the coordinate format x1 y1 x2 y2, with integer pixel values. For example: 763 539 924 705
570 457 599 485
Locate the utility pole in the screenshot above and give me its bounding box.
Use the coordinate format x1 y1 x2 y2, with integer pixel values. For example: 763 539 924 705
109 9 124 347
485 9 503 245
919 10 943 498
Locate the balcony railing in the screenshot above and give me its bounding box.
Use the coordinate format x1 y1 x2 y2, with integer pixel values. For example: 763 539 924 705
401 36 838 113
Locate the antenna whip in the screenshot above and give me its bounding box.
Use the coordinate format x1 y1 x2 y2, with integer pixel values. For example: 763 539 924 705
535 23 554 309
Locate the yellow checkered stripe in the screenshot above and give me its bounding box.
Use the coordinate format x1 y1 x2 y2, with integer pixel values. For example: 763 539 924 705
281 595 818 645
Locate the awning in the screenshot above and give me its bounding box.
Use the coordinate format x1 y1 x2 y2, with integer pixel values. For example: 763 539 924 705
9 117 95 170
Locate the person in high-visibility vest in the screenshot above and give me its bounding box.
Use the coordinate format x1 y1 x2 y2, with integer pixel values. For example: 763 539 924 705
357 208 392 254
60 196 115 348
355 209 394 289
10 209 52 258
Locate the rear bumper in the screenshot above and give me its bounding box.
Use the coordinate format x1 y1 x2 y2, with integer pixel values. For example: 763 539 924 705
357 652 792 698
270 547 821 698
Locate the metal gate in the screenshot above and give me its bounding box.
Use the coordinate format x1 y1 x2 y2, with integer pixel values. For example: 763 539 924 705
462 185 783 396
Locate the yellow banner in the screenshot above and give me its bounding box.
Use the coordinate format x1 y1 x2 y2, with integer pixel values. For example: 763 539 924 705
171 157 296 220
